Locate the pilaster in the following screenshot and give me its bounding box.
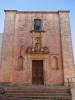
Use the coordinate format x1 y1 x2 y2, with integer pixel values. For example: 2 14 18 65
59 11 75 85
0 10 16 82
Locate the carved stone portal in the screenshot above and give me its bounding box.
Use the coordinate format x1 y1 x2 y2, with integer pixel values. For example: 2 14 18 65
27 31 49 54
25 28 50 85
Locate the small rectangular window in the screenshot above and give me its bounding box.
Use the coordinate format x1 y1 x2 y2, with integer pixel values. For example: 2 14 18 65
34 19 42 31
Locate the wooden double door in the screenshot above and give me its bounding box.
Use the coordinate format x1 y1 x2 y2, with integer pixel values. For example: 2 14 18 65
32 60 44 85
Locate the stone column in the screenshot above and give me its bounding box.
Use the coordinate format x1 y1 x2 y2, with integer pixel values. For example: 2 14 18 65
59 11 75 85
0 10 16 82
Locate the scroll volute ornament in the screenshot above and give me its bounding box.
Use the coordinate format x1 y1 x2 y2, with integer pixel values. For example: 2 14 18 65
51 56 59 70
16 56 23 71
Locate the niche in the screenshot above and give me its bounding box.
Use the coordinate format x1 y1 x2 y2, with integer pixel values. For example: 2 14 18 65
51 56 59 70
16 56 23 71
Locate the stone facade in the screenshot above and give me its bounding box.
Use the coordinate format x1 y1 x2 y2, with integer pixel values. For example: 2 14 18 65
0 10 74 87
0 33 3 66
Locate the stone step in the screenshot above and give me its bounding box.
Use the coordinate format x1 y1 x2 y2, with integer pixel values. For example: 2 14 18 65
4 85 70 91
0 85 72 100
5 85 70 91
6 90 69 94
6 93 70 98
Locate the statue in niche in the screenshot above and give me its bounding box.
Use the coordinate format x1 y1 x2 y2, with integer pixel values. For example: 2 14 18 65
35 43 40 52
44 47 49 53
16 56 23 71
26 47 32 53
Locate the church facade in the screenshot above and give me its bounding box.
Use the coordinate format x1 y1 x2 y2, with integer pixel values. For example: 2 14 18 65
0 10 74 99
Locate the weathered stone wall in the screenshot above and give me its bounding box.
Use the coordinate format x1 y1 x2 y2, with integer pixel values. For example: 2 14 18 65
0 33 3 66
0 10 74 86
0 10 16 82
59 11 75 85
12 12 63 85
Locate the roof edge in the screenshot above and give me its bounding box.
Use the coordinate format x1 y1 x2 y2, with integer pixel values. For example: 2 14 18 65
4 10 70 13
4 10 17 12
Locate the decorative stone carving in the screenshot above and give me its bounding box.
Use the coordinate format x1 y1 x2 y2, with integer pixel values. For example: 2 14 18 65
26 47 32 53
26 19 49 55
27 46 49 54
43 47 49 53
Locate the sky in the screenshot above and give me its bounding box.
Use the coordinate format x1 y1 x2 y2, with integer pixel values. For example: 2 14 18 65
0 0 75 62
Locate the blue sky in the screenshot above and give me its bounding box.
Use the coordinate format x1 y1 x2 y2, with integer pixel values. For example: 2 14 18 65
0 0 75 62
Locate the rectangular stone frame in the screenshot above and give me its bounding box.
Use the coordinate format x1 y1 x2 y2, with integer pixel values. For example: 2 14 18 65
27 53 49 85
32 60 44 85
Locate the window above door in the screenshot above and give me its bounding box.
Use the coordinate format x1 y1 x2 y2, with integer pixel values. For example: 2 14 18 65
34 19 42 32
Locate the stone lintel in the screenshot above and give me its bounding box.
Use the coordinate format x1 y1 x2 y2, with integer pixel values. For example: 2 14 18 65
30 30 45 33
28 53 49 60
